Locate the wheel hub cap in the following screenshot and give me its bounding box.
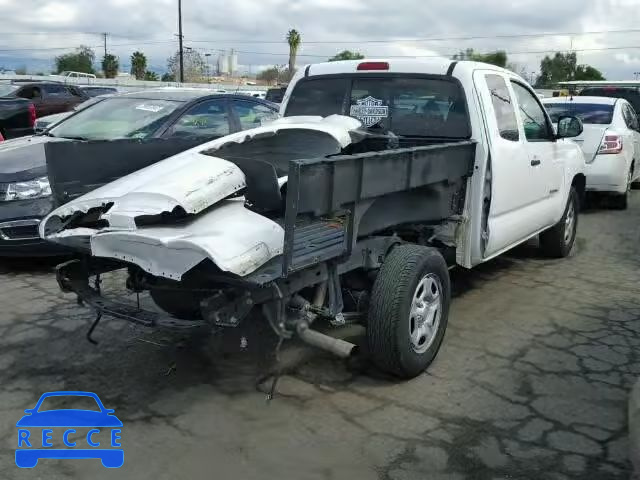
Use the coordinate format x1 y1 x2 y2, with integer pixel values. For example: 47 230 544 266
564 201 575 244
409 274 443 354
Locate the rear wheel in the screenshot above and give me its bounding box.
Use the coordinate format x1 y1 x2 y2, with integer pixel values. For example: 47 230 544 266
611 169 632 210
540 187 579 258
367 245 450 379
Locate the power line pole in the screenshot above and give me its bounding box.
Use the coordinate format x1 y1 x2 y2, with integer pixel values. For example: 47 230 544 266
178 0 184 83
103 33 108 57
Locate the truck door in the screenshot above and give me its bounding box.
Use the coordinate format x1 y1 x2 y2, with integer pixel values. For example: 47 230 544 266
510 81 564 226
474 71 550 257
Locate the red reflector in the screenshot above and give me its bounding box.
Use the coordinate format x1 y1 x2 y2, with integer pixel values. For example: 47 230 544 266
605 135 619 141
28 103 37 127
357 62 389 71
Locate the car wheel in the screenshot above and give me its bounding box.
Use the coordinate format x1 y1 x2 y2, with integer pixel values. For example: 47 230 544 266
611 169 632 210
540 187 579 258
367 245 450 379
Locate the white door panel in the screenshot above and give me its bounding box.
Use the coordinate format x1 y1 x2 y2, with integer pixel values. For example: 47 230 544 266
474 71 549 257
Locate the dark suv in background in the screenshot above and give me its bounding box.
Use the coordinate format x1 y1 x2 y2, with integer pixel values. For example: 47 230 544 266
0 80 88 118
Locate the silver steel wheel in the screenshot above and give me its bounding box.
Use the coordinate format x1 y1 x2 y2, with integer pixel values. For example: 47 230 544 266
564 199 575 244
409 274 442 354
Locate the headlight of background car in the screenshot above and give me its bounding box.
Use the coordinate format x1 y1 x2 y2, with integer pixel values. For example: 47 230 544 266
4 177 52 201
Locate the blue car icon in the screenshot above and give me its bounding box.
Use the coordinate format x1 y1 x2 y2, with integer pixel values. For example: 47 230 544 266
16 391 123 468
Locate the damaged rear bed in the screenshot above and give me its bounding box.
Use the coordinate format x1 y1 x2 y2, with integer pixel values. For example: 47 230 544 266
43 115 475 375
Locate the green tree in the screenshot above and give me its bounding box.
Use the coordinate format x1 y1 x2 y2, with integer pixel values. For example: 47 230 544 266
257 65 289 85
54 45 95 74
452 48 507 68
14 66 27 75
286 29 301 80
161 72 174 82
328 50 365 62
167 49 206 82
101 54 119 78
535 52 604 87
574 64 605 81
130 51 147 80
144 70 159 81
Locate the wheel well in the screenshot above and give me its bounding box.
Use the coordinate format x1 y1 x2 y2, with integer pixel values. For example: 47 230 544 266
571 174 586 206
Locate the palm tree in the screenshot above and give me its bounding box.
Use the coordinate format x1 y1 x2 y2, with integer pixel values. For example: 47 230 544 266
130 51 147 80
286 29 301 79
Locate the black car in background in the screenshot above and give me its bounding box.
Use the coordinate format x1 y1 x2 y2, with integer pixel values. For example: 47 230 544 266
0 93 35 139
0 89 279 255
265 86 287 104
579 86 640 117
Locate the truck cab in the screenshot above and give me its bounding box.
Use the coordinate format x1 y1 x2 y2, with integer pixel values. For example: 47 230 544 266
281 59 586 267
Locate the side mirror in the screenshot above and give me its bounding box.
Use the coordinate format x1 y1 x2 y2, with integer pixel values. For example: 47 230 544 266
557 115 583 139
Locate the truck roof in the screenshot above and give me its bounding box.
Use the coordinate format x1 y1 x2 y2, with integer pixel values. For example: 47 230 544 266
302 58 511 79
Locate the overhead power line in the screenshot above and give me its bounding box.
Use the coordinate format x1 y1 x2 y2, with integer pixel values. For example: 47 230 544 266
195 45 640 59
186 27 640 45
0 40 176 53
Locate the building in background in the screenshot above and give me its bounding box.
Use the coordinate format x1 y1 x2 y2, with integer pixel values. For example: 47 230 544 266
217 52 229 75
217 50 239 77
229 49 238 76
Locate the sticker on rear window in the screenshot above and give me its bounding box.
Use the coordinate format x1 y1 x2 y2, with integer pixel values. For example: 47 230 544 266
135 104 164 113
349 96 389 127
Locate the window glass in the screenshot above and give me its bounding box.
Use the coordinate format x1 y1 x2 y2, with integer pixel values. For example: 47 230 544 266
621 103 639 131
511 82 552 141
348 77 469 137
284 78 349 117
50 97 182 140
168 99 230 138
231 100 279 129
43 84 70 97
628 105 640 131
485 75 519 141
285 76 470 138
0 84 19 96
543 103 613 125
17 86 41 100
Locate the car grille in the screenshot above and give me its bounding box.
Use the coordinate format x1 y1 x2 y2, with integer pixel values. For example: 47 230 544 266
0 220 41 241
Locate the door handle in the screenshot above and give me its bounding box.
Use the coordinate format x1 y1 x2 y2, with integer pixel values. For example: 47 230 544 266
531 158 541 167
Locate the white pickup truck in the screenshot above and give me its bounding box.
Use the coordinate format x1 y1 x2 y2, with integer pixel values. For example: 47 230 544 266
41 59 586 379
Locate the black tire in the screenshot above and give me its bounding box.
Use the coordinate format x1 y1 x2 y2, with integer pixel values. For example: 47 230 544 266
611 168 632 210
540 187 579 258
367 245 450 379
149 286 204 320
611 192 629 210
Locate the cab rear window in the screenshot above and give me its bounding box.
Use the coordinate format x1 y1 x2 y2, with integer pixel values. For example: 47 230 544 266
284 76 470 138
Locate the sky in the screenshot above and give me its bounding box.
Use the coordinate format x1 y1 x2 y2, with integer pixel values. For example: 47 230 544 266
1 0 640 80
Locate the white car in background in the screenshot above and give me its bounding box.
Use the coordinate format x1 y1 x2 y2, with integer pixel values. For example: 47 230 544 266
544 96 640 209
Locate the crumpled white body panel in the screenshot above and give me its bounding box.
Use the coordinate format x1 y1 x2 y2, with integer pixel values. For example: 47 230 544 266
40 115 361 279
89 199 284 280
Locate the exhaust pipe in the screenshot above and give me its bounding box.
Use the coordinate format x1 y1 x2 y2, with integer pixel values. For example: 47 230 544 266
296 322 358 359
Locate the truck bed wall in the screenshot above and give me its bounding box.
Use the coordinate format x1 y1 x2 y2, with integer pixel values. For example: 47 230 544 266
282 140 475 274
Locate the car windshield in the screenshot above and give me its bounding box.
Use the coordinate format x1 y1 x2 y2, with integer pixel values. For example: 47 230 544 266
284 76 470 138
0 84 19 96
544 102 614 124
49 97 183 140
37 395 101 412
